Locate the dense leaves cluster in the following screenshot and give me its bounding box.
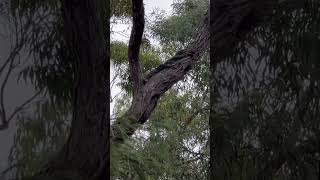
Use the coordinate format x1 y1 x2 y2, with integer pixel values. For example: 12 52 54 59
112 91 208 179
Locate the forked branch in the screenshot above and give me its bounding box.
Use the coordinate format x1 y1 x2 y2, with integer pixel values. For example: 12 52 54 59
112 0 311 142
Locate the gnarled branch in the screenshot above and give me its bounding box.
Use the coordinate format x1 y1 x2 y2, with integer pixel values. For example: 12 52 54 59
112 0 311 142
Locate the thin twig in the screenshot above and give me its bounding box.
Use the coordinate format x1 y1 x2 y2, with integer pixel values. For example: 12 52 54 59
7 90 42 123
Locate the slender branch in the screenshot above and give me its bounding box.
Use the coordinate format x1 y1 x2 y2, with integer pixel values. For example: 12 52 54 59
0 2 37 130
0 37 29 130
1 163 20 177
0 39 24 77
7 90 41 123
0 48 15 126
128 0 144 94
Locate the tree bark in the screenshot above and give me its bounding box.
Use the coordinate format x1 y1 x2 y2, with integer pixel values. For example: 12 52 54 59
111 0 306 143
24 0 110 179
111 0 210 142
58 0 110 179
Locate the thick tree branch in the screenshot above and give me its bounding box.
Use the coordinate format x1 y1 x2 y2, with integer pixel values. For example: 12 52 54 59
112 11 210 142
112 0 311 142
128 0 144 94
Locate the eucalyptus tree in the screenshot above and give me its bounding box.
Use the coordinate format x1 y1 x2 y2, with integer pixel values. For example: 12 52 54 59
1 0 319 179
2 0 110 179
6 0 210 179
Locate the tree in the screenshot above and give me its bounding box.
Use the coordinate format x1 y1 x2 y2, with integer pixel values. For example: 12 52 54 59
111 0 314 143
10 0 110 179
2 0 318 179
0 0 41 131
6 1 210 179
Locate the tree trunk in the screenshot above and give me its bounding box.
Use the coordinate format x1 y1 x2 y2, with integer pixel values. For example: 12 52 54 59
59 0 110 179
24 0 110 179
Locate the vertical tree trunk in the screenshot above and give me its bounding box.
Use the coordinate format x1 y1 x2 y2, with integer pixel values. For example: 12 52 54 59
29 1 110 180
209 0 215 178
59 0 110 179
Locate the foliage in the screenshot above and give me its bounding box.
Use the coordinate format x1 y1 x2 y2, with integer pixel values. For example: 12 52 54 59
111 0 131 18
111 41 162 93
210 1 320 179
8 100 70 179
4 0 320 180
151 0 207 56
12 0 136 105
109 2 211 178
111 91 209 180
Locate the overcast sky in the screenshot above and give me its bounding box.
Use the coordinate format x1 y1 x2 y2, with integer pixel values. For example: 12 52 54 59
112 0 173 42
0 24 35 173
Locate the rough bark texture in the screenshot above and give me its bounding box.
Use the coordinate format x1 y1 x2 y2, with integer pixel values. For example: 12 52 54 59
128 0 144 94
112 0 305 142
24 0 110 180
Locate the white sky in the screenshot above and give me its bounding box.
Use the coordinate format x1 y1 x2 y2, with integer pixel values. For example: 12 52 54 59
111 0 173 42
111 0 174 115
